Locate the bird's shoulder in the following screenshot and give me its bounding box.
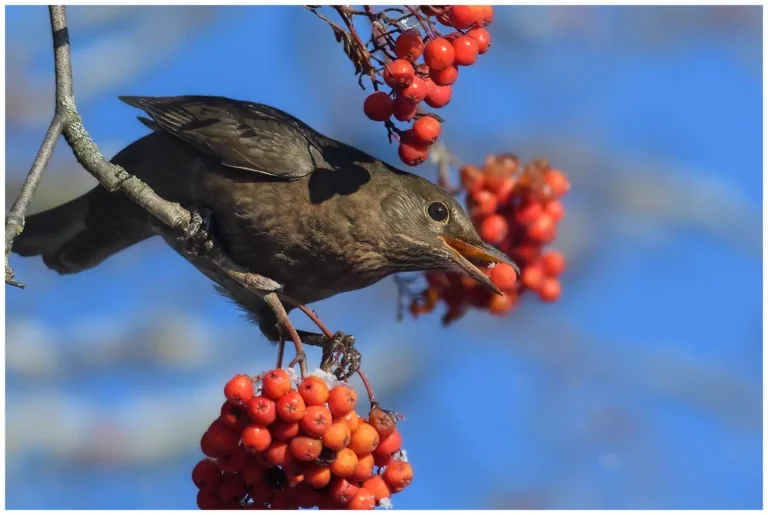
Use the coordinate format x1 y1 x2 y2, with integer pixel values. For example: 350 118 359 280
119 95 334 180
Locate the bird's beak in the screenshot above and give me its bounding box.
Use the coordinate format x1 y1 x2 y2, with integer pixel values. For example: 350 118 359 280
439 235 521 295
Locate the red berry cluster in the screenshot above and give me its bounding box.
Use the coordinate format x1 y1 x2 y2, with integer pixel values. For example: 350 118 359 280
192 370 412 510
362 5 494 167
409 154 570 325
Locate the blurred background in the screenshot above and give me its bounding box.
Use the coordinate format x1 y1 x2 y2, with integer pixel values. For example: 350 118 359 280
4 5 762 510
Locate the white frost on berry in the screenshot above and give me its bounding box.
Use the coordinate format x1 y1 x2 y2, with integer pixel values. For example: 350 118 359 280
399 448 409 462
379 498 393 509
310 368 346 389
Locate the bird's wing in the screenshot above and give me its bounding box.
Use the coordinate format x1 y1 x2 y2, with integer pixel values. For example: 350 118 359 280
118 95 328 179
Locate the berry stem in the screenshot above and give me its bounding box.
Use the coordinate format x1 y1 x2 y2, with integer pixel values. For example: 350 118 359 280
297 304 335 339
405 6 437 40
356 368 376 408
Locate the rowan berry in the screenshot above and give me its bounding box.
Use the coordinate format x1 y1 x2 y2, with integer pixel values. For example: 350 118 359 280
468 190 499 217
197 490 220 510
323 420 352 450
541 250 566 277
489 262 517 291
467 27 491 54
352 453 376 481
452 35 479 66
329 477 360 505
328 385 358 417
487 292 517 315
412 116 442 145
270 418 300 441
383 459 414 490
276 390 307 422
544 199 565 221
425 84 452 108
521 262 545 290
363 91 393 122
349 422 380 455
242 457 266 485
374 429 403 456
218 445 248 473
399 76 429 103
424 38 455 70
192 459 222 492
224 374 254 405
448 5 491 29
459 164 485 194
368 407 397 438
261 369 292 400
545 169 570 197
526 212 556 242
363 475 392 503
290 435 323 462
301 405 333 437
383 59 415 89
429 64 459 86
298 376 330 406
242 425 271 453
479 214 508 244
304 464 333 489
205 419 241 453
394 31 424 61
538 277 562 302
329 447 359 477
218 473 248 504
392 96 418 122
348 488 376 510
335 410 360 432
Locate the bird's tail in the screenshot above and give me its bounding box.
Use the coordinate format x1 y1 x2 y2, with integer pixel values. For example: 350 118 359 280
12 192 91 258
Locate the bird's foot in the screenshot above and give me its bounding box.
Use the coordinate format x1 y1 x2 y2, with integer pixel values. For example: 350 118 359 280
180 204 215 257
319 331 360 380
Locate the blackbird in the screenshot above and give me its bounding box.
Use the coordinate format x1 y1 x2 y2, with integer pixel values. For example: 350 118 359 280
13 95 519 362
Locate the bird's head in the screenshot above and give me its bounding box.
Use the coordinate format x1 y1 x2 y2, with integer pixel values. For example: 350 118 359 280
378 172 520 295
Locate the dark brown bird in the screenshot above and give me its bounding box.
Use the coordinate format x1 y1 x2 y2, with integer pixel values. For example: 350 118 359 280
13 95 518 353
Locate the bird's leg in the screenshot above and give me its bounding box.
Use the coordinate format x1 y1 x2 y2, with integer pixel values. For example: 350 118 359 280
276 333 286 369
177 204 215 257
295 330 361 380
262 292 308 378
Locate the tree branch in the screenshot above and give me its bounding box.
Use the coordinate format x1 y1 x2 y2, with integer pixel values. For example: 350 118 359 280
5 5 309 377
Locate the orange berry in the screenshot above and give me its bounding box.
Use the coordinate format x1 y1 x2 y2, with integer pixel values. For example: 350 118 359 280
448 5 489 29
412 116 442 145
452 35 479 66
298 376 330 406
205 419 240 453
489 262 517 291
323 420 352 451
374 451 393 468
303 464 332 489
301 405 333 437
218 472 248 504
261 369 292 400
219 401 250 431
541 251 566 277
218 445 248 473
349 422 380 455
521 263 545 290
526 213 556 243
270 418 300 441
467 27 491 53
248 481 275 505
242 456 267 485
383 59 415 89
276 390 307 422
514 198 543 225
352 453 375 481
224 374 254 405
192 459 222 492
374 429 402 456
479 214 508 244
398 136 429 167
538 277 561 302
290 435 323 461
363 475 392 502
335 410 360 432
468 190 498 217
348 487 376 510
545 169 570 197
459 164 485 194
330 447 359 477
488 291 517 315
196 490 219 510
430 64 458 86
392 96 418 122
363 91 393 122
246 395 276 426
242 425 271 453
329 477 360 505
424 38 455 71
383 459 413 490
544 199 565 221
328 385 359 417
398 76 429 103
425 84 452 108
394 30 424 61
264 440 290 467
368 407 397 438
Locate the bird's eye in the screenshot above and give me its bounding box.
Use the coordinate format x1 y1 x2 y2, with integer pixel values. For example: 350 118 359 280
427 201 449 222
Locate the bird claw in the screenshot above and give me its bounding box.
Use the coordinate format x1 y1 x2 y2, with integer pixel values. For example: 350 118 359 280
320 331 361 380
180 205 215 257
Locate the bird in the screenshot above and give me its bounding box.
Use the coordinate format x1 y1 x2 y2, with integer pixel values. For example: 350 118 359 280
12 95 519 363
